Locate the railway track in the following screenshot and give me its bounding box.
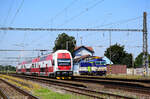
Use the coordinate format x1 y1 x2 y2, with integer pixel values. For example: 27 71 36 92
74 75 150 83
72 76 150 95
0 78 38 99
10 74 134 99
0 87 8 99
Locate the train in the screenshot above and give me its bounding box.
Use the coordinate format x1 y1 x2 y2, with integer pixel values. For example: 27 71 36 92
79 56 107 76
16 50 73 79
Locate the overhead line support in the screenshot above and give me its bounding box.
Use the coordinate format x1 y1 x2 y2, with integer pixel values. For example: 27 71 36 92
0 49 52 51
143 12 149 76
0 27 142 32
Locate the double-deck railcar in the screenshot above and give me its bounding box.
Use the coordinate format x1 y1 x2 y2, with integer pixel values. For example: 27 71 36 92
16 50 73 79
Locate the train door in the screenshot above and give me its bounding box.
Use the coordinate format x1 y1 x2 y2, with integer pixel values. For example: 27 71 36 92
38 64 40 76
45 64 48 76
31 63 34 75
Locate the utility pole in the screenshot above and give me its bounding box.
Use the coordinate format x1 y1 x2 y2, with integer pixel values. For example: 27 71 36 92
109 31 112 74
66 41 68 50
80 37 83 46
143 12 149 76
132 54 134 75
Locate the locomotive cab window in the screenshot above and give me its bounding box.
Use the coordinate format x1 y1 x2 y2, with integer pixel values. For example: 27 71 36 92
57 59 71 66
101 61 106 65
95 61 100 65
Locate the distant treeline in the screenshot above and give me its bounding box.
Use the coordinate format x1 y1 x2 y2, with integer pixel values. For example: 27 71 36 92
0 65 16 71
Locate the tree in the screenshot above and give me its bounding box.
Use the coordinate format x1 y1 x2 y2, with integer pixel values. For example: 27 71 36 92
53 33 76 55
104 44 132 68
134 52 150 68
0 65 16 71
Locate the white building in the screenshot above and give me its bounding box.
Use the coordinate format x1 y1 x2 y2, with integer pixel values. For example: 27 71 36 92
73 46 94 75
73 46 94 59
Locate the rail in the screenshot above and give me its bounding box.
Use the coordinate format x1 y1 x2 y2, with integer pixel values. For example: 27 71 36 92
11 74 134 99
0 78 39 99
0 88 9 99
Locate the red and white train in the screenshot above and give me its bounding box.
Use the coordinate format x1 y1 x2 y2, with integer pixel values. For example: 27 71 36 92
16 50 73 79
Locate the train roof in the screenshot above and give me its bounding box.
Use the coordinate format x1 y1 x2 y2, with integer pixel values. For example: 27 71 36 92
18 50 71 65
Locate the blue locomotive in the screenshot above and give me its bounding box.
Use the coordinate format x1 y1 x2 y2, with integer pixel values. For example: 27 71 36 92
79 57 107 76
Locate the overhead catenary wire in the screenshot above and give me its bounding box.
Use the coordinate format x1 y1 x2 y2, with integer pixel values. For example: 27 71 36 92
3 0 14 26
0 0 15 43
0 57 36 59
50 0 78 23
10 0 24 26
57 0 105 27
0 27 142 32
31 1 78 48
0 0 24 46
93 12 150 28
0 49 52 52
93 16 143 28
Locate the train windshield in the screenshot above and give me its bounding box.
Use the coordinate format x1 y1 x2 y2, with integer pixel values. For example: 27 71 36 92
95 61 106 65
101 61 106 65
95 61 100 65
57 59 71 66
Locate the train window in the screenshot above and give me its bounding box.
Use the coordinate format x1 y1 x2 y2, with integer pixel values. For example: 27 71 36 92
32 64 34 68
40 68 45 72
52 60 55 66
95 61 100 65
57 59 71 66
101 61 106 65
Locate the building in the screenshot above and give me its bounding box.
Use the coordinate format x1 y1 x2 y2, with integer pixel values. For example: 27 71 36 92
73 46 94 75
73 46 94 59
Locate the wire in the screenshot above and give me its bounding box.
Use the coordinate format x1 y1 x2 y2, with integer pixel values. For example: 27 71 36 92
94 16 143 28
93 12 150 28
3 1 14 26
10 0 24 26
0 0 24 45
0 0 14 43
32 0 78 49
51 0 78 21
57 0 105 27
48 0 78 27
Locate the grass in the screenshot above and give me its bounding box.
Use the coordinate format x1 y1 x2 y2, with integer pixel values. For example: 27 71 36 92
0 74 88 99
34 88 77 99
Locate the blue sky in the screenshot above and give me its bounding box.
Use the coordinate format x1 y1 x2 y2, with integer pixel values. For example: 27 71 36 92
0 0 150 66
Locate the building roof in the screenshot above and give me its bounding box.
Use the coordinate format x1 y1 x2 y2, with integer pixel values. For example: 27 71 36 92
74 46 94 53
73 54 91 63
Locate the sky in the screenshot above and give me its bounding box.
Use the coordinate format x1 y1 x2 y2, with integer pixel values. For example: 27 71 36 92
0 0 150 66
